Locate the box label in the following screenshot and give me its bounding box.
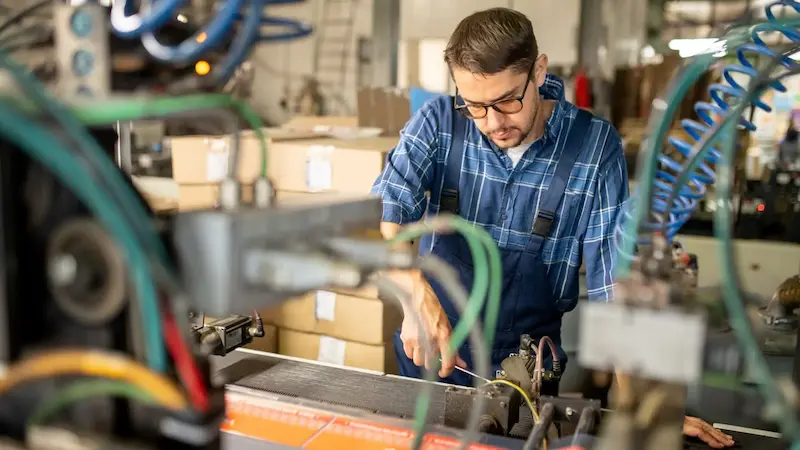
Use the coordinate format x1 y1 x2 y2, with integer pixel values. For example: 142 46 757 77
206 138 229 182
318 336 346 365
306 145 334 191
314 290 337 321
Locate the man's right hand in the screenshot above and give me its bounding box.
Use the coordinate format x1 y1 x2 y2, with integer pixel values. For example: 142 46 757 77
390 268 467 378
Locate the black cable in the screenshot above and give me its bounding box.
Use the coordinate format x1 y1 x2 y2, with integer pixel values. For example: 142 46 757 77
522 403 555 450
570 407 597 446
0 0 51 37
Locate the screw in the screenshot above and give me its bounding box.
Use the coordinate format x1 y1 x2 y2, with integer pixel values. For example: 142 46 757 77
49 253 77 287
500 401 507 408
566 407 576 416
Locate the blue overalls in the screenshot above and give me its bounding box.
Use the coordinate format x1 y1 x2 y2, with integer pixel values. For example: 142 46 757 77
393 100 592 389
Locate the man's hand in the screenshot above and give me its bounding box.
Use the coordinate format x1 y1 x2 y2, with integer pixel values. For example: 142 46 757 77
391 268 466 378
683 416 735 448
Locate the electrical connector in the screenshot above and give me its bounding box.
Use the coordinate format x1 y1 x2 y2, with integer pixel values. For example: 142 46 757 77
218 178 240 210
253 177 275 209
322 237 416 270
243 250 362 292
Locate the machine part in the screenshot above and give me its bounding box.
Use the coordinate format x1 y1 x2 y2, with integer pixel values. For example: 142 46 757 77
579 300 706 384
171 197 382 316
443 384 521 436
595 380 687 450
54 2 111 99
193 314 255 356
46 218 128 325
499 354 534 395
538 396 601 424
759 274 800 331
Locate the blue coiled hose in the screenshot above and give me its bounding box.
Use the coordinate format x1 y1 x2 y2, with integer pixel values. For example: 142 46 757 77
111 0 312 80
615 0 800 258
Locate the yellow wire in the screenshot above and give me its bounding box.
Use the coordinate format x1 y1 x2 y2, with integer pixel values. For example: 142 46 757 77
487 379 548 450
0 349 188 410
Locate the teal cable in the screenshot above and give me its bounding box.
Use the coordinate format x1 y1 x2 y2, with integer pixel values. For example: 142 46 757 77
0 105 166 372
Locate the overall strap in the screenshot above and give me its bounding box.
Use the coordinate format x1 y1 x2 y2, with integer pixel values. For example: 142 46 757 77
440 101 468 214
529 109 593 252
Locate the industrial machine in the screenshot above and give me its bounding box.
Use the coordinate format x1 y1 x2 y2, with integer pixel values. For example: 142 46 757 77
0 1 799 450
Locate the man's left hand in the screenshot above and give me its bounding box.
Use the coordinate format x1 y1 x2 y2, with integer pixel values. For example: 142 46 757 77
683 416 735 448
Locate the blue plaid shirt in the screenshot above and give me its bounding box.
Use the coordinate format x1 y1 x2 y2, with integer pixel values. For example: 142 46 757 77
371 74 628 303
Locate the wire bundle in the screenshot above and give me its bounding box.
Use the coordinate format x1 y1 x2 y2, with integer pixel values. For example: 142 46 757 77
613 0 800 446
111 0 312 86
0 46 271 442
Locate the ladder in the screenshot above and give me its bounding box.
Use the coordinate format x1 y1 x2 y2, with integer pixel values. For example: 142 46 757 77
311 0 359 115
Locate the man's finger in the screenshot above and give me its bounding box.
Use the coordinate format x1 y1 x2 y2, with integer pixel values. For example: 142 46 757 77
455 354 468 369
412 346 424 367
690 424 725 449
438 340 455 378
706 426 734 447
403 339 416 360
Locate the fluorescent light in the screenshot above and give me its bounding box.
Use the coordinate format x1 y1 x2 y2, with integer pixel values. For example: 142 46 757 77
177 14 188 23
668 38 727 58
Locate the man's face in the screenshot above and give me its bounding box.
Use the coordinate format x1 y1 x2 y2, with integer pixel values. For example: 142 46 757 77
453 56 548 149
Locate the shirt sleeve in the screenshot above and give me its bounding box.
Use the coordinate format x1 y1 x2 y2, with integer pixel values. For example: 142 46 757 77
370 101 440 224
584 138 629 302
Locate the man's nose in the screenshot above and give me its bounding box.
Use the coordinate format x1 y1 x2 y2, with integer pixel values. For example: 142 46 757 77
484 107 505 130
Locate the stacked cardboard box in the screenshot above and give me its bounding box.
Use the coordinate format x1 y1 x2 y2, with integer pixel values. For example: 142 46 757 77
268 288 402 374
170 121 406 372
170 132 399 210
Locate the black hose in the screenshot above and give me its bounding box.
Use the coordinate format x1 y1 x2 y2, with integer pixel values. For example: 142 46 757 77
522 402 555 450
571 407 597 446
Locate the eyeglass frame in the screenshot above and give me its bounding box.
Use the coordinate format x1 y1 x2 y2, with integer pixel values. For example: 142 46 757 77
453 61 537 119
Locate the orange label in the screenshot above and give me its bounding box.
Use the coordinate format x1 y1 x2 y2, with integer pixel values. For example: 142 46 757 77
221 396 333 447
306 417 503 450
222 394 505 449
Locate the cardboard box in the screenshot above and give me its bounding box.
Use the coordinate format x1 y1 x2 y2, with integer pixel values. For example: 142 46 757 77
272 290 401 345
171 134 397 201
245 323 278 353
278 328 397 374
356 87 410 137
268 137 397 194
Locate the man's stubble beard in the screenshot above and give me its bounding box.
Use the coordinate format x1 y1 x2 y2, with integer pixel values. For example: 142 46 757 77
494 97 539 149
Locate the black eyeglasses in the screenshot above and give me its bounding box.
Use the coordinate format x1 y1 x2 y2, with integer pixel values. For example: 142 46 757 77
454 63 536 119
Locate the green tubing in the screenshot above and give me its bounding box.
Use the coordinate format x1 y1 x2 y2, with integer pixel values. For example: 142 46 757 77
9 93 269 178
28 380 155 428
0 106 167 373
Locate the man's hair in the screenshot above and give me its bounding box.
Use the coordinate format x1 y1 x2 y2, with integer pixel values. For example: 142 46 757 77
444 8 538 75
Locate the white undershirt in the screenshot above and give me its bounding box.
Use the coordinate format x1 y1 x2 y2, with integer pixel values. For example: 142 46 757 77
506 144 528 168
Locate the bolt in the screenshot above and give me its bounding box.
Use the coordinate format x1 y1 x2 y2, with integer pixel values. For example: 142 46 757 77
49 253 77 287
499 401 507 408
566 407 576 416
72 50 94 76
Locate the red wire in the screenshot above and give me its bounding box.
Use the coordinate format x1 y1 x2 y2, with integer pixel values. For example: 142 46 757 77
162 308 210 412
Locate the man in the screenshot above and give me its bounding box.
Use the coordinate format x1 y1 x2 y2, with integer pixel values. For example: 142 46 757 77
371 8 734 449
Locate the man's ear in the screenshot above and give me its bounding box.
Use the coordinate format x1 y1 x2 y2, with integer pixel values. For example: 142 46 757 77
535 55 549 88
